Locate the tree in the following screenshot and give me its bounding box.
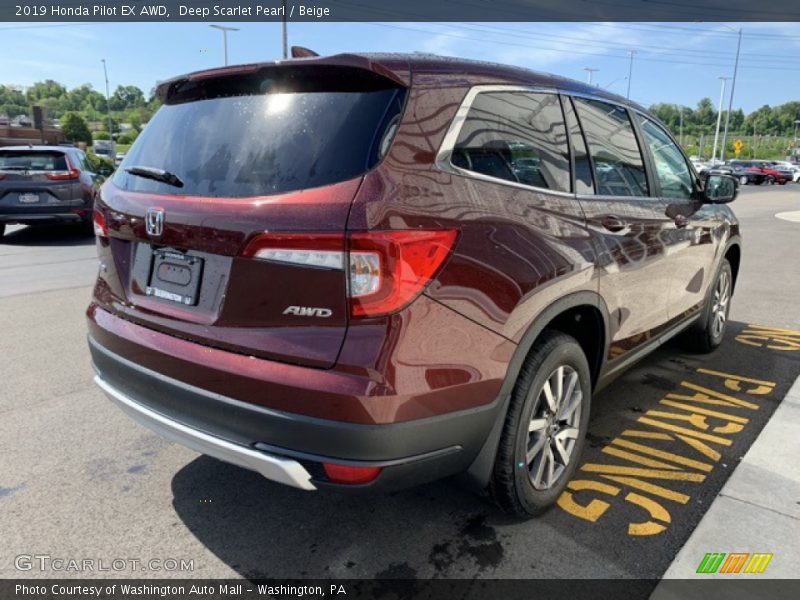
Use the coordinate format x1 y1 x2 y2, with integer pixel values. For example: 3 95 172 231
694 97 717 129
110 85 145 111
26 80 67 103
0 85 28 117
93 131 111 140
117 129 139 145
60 112 92 144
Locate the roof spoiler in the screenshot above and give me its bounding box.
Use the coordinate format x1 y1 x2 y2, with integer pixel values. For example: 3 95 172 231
155 53 410 102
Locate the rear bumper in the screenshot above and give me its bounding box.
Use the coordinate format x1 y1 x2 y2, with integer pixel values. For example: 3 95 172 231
0 212 86 223
88 332 505 491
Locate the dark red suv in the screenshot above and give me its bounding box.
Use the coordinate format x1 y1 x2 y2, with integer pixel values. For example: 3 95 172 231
87 52 741 517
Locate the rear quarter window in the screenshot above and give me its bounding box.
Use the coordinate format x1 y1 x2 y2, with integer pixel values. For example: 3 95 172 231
451 91 571 193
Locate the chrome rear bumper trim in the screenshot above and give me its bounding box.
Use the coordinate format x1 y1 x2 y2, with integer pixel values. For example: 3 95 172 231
94 375 316 491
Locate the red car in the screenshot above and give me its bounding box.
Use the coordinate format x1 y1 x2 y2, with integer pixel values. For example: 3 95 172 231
729 160 791 185
87 52 741 517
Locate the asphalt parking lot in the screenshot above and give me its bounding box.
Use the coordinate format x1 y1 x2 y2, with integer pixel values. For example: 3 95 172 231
2 184 799 580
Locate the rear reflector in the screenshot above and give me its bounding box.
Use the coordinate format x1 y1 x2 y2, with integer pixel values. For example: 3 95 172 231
243 230 457 318
92 209 108 237
322 463 382 485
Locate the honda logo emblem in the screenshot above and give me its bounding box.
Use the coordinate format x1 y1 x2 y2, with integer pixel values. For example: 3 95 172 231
145 208 164 237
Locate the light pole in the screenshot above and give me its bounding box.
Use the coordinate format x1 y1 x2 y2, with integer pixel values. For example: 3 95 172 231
719 27 742 162
583 68 599 85
712 76 730 163
679 106 684 147
626 50 636 99
281 0 288 59
101 59 113 137
210 24 240 66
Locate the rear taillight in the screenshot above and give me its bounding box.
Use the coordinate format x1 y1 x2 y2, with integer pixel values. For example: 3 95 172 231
0 173 5 181
348 230 458 317
242 233 345 268
322 463 382 485
243 229 457 317
92 209 108 237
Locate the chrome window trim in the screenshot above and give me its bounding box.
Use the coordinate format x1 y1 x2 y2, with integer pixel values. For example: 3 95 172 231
435 84 575 198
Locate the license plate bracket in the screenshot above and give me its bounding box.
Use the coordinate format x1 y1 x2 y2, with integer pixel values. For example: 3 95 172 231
146 248 204 306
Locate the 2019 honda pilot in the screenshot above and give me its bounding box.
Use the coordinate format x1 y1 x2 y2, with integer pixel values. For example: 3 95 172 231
87 52 741 517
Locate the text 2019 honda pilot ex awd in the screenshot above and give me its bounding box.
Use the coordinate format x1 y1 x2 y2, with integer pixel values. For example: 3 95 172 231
87 52 741 517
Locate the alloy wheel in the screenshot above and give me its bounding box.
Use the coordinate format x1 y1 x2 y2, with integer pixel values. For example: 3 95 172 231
525 365 582 491
739 176 748 185
711 269 731 339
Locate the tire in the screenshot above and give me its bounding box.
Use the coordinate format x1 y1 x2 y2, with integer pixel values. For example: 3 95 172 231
0 223 5 241
766 175 775 185
684 259 733 353
490 330 591 518
779 180 787 185
738 176 748 186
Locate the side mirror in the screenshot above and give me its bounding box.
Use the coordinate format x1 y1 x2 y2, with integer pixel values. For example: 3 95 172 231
703 174 737 204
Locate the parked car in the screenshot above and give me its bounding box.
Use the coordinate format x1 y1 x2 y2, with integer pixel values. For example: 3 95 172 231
729 159 791 185
709 163 766 186
87 53 741 517
766 160 800 183
114 152 126 167
0 145 109 239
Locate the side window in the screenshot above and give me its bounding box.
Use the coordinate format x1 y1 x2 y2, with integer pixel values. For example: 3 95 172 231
574 98 648 197
636 115 694 200
561 96 594 195
452 91 571 193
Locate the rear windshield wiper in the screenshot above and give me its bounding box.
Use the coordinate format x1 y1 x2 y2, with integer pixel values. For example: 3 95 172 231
0 166 29 171
125 165 184 188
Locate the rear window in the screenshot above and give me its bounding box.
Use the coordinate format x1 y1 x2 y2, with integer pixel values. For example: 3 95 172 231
0 151 68 171
114 66 406 197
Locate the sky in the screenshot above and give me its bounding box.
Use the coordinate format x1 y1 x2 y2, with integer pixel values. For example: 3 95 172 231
2 21 799 112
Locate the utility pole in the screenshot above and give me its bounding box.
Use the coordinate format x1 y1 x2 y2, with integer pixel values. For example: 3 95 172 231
210 24 239 66
712 76 730 163
719 28 742 162
101 59 113 136
679 106 684 146
626 50 636 99
752 122 757 158
583 68 599 85
281 0 288 59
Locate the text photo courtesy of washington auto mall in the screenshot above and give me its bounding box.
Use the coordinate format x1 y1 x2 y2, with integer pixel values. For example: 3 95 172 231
1 1 800 599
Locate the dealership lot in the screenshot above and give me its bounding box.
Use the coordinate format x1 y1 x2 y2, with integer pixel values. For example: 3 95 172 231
1 185 799 579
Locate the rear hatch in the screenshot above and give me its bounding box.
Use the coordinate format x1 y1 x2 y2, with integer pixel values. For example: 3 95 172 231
93 63 407 368
0 149 81 210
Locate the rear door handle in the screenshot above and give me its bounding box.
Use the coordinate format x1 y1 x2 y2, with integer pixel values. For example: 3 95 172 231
601 215 627 232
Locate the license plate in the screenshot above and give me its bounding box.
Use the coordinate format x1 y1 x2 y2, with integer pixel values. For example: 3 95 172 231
146 249 204 306
18 193 39 204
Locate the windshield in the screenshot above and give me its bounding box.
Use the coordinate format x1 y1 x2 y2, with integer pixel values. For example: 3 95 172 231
0 151 68 171
113 67 405 197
